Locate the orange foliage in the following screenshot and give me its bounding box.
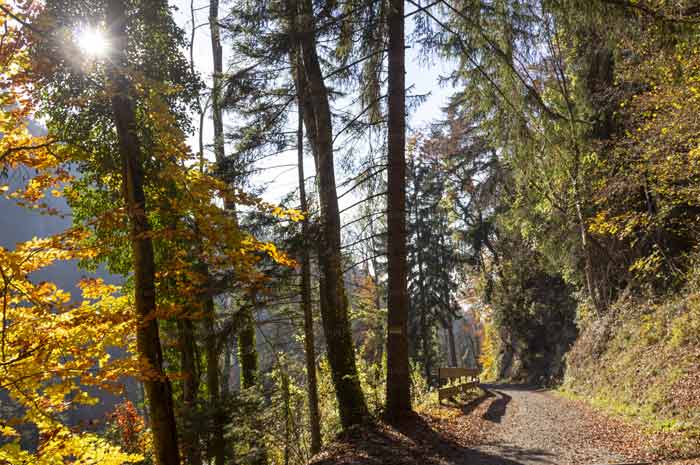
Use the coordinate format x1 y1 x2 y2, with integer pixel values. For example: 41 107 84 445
0 2 299 463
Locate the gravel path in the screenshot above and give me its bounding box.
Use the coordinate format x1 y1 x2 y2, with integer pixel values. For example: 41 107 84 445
310 384 688 465
462 385 639 465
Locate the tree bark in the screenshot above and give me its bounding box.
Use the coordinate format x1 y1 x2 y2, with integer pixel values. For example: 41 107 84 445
238 298 265 465
210 0 225 168
574 195 604 315
385 0 411 419
206 4 233 463
295 55 322 454
282 370 291 465
178 319 202 465
222 336 232 397
210 0 238 216
210 3 262 458
238 304 258 390
446 317 457 367
106 2 180 464
296 0 368 427
203 284 225 465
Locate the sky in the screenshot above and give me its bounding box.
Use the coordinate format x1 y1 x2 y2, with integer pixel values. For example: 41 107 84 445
172 0 456 207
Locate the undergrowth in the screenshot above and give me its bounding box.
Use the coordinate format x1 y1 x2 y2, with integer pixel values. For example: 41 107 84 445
563 274 700 458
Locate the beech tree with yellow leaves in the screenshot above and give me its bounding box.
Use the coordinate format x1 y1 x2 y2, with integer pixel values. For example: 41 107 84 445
2 5 139 463
2 1 298 464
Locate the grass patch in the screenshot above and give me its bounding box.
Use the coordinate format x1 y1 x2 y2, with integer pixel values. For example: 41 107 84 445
556 388 690 434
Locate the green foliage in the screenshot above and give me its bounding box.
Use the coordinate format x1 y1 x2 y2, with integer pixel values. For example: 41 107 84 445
317 357 343 443
406 135 464 381
563 267 700 456
418 0 700 394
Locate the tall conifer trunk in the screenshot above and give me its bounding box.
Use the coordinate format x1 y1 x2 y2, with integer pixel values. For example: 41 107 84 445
295 55 322 452
210 0 224 168
296 0 368 427
385 0 411 418
446 317 457 367
209 0 260 396
106 1 179 464
178 319 202 465
202 279 224 465
238 296 266 465
206 2 227 463
238 298 259 389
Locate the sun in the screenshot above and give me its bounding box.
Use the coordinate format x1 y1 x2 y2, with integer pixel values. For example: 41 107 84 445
76 27 110 58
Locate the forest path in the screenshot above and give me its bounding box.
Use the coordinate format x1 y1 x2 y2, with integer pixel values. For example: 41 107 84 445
461 384 632 465
310 384 684 465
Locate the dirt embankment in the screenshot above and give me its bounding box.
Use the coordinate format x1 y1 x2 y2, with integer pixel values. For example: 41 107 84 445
564 293 700 460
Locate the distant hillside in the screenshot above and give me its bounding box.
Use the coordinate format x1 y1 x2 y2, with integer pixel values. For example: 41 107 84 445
0 166 138 435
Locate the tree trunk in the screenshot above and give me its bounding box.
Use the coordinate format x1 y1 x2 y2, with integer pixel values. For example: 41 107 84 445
106 2 180 464
203 286 225 465
238 305 258 389
282 370 291 465
296 0 368 428
207 4 232 463
573 191 604 316
420 308 431 385
222 336 232 397
446 317 457 367
295 56 322 454
210 0 238 216
238 299 265 465
210 0 225 168
385 0 411 418
178 319 202 465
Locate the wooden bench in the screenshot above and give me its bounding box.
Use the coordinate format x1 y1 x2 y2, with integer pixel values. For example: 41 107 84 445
437 367 480 404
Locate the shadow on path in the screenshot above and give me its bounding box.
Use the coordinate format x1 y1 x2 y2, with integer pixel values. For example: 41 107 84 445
394 413 555 465
310 411 558 465
471 442 558 465
310 385 559 465
438 385 516 426
482 390 512 423
442 388 493 416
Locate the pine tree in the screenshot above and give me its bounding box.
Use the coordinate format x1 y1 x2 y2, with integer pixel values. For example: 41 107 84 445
294 0 369 426
385 0 411 419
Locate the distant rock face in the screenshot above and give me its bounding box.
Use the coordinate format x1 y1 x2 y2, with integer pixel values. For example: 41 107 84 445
494 274 578 385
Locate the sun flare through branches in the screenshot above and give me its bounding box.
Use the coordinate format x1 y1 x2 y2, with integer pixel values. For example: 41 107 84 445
75 26 109 58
